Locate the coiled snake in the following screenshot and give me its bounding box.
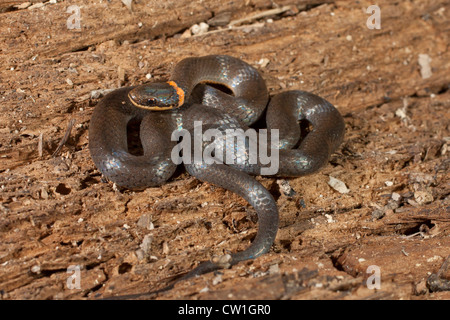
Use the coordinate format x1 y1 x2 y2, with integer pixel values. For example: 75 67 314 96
89 55 345 297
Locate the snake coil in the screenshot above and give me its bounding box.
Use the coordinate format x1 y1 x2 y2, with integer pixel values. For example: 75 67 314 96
89 55 345 297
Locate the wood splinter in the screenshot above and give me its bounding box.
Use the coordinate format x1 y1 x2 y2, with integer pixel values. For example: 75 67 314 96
52 119 76 157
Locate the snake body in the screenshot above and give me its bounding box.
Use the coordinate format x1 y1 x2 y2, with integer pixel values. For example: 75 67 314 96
89 55 345 292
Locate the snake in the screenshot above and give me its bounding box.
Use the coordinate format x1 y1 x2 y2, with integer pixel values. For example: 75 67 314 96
89 55 345 297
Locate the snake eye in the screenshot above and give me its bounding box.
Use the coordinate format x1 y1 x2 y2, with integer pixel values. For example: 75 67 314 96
147 98 156 105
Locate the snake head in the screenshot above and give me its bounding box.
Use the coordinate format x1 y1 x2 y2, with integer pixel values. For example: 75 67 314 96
128 81 185 110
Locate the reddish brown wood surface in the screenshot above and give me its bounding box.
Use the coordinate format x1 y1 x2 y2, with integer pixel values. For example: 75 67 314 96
0 0 449 300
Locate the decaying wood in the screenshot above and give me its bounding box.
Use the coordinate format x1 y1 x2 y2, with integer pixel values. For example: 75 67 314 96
0 0 449 300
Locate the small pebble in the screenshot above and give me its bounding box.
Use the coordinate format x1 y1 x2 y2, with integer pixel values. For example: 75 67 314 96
395 107 408 120
31 265 41 274
328 176 350 194
418 54 432 79
258 58 270 68
325 214 335 223
190 22 209 35
391 192 401 201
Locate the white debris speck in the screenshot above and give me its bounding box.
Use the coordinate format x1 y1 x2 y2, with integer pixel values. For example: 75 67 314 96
391 192 401 201
325 214 335 223
258 58 270 68
328 176 350 194
395 108 407 119
346 35 353 41
385 181 394 187
31 265 41 274
190 22 209 35
145 73 152 79
418 54 432 79
121 0 133 11
426 256 442 263
212 274 223 285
